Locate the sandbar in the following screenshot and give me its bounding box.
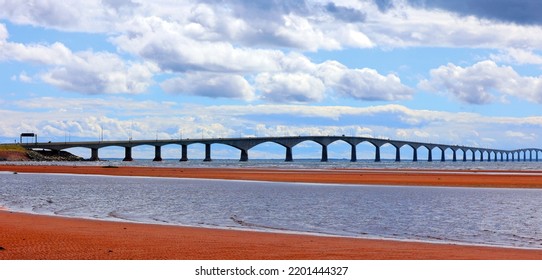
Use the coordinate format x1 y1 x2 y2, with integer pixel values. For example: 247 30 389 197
1 165 542 188
1 211 541 260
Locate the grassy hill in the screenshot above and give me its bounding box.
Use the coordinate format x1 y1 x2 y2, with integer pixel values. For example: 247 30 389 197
0 144 83 161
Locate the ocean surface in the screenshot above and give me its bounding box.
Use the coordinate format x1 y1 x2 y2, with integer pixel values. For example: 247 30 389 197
1 159 542 249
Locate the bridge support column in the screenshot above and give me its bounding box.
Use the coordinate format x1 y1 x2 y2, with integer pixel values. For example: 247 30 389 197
480 152 484 162
240 149 248 162
463 151 467 162
153 146 162 162
180 144 188 162
440 149 445 162
472 152 476 162
204 144 212 162
412 148 417 162
123 147 133 161
321 145 328 162
395 146 400 162
285 147 293 162
90 148 99 161
530 151 533 162
428 149 432 162
374 146 381 162
350 144 357 162
452 150 457 162
537 152 539 162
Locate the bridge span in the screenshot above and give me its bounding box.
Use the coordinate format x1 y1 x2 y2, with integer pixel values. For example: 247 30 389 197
14 135 542 163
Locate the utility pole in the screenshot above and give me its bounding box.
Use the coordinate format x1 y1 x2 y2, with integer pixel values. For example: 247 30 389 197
129 121 133 141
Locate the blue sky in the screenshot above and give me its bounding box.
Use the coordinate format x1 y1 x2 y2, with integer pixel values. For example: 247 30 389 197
1 0 542 159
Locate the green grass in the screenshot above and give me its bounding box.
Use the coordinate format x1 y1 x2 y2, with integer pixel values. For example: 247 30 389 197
0 144 27 152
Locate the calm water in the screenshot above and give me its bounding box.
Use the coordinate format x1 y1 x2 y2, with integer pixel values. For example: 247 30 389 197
1 167 542 249
4 158 542 170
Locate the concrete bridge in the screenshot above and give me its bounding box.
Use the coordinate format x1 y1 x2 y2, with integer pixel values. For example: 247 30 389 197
14 135 542 163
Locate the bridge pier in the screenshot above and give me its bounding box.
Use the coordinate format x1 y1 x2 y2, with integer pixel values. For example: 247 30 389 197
440 149 445 162
350 144 357 162
180 144 188 161
428 149 432 162
123 147 133 161
374 146 381 162
480 152 484 162
452 150 457 162
204 144 212 162
90 148 99 161
395 146 400 162
240 149 248 162
472 152 476 162
463 151 467 162
412 148 417 162
321 145 328 162
285 147 293 162
153 146 162 161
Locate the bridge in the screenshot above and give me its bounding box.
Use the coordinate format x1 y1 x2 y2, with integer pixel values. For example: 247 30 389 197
12 135 542 163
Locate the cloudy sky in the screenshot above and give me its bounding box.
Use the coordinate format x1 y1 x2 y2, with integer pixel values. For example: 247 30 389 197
1 0 542 159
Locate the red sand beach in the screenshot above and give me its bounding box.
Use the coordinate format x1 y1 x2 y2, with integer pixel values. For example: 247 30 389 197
1 165 542 260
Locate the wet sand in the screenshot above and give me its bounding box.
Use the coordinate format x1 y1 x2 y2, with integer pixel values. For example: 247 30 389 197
1 165 542 259
1 211 542 260
2 165 542 188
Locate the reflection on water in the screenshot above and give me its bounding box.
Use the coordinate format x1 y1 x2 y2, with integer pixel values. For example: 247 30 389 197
1 172 542 249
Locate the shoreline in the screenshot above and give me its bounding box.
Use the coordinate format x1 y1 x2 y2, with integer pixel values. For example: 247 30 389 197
2 164 542 188
1 210 542 260
1 164 542 259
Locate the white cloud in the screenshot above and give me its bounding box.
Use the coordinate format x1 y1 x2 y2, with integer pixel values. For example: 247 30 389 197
256 72 326 103
0 23 7 41
317 62 414 101
420 60 542 104
16 71 32 83
2 1 542 52
0 0 80 28
161 73 255 100
40 52 156 94
505 131 536 141
366 3 542 49
2 97 542 150
0 34 156 94
490 48 542 65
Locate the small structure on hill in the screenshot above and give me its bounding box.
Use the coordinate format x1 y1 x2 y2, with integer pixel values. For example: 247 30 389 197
20 133 37 144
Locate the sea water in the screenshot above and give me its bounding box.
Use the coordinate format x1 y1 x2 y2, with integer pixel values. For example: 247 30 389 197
1 164 542 249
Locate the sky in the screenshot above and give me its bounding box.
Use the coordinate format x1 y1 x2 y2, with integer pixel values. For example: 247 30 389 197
1 0 542 159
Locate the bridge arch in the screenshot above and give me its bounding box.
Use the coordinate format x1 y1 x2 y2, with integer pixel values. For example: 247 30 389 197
16 136 540 164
